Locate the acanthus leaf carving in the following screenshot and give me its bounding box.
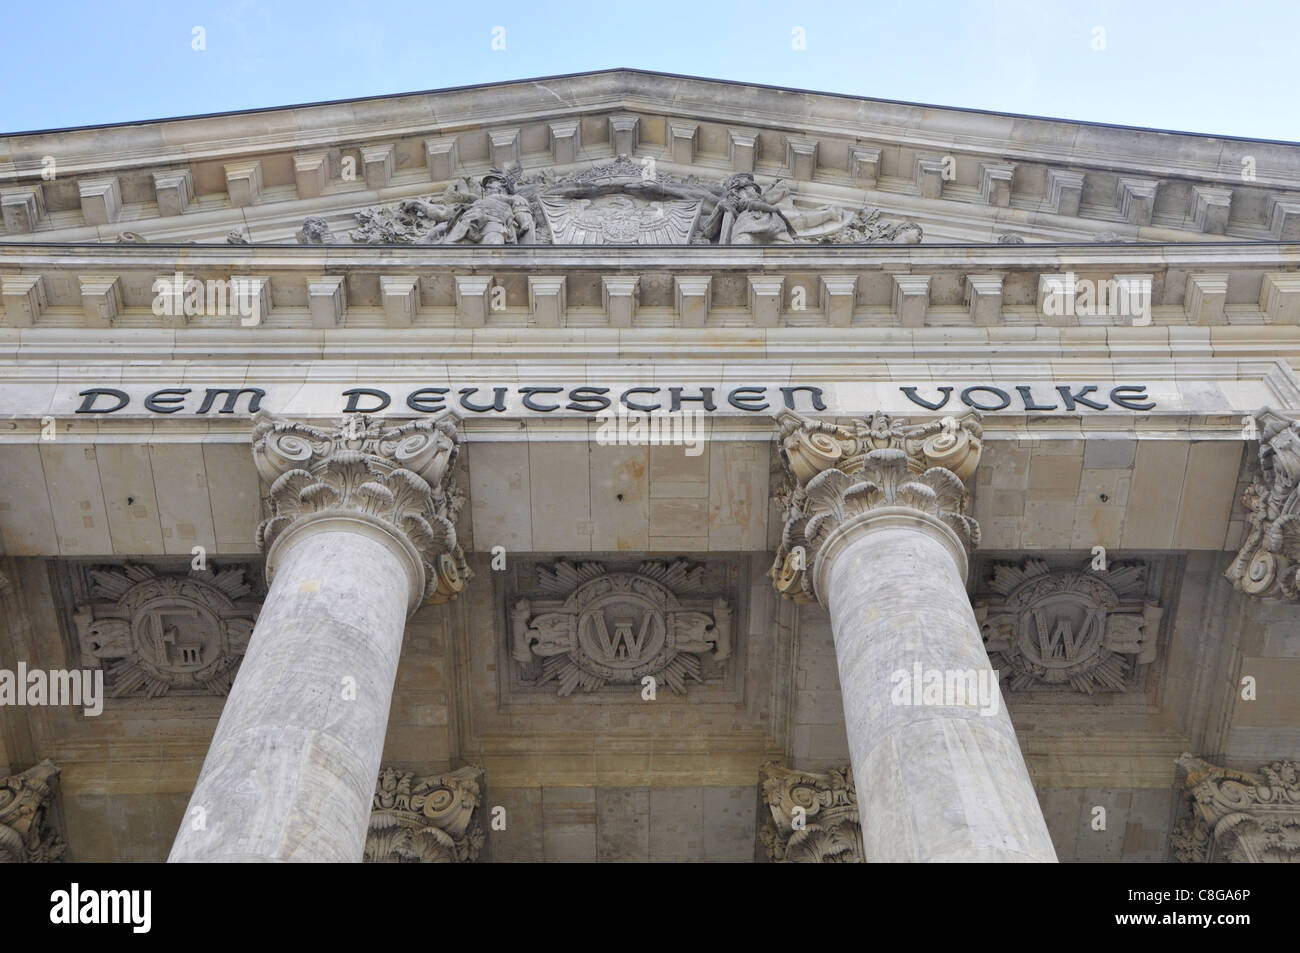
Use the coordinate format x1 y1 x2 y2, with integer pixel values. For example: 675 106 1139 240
1173 754 1300 863
759 761 862 863
252 412 470 605
0 760 66 863
365 765 485 863
769 409 984 604
1226 408 1300 601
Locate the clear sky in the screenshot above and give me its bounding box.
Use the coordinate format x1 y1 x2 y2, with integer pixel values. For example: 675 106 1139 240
1 0 1295 141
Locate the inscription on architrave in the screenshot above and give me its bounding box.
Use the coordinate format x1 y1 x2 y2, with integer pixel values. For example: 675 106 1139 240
511 558 732 696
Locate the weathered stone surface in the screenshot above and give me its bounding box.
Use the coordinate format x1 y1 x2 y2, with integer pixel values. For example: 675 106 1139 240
759 761 862 862
0 760 66 863
1173 755 1300 862
365 765 485 863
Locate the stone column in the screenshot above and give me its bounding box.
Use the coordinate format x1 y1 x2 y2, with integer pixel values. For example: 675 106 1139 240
169 413 470 863
769 409 1056 862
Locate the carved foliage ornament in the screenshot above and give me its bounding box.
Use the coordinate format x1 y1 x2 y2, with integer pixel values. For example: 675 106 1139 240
759 761 863 863
72 563 259 697
1226 408 1300 601
769 409 983 604
977 558 1162 694
1172 755 1300 863
512 559 732 696
253 412 470 605
299 158 922 247
365 765 485 863
0 760 66 863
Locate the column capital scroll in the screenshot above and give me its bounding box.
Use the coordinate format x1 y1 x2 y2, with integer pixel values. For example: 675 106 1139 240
769 409 984 604
252 411 471 612
1226 407 1300 601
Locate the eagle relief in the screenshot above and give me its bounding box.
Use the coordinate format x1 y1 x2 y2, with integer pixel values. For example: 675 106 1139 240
300 156 922 247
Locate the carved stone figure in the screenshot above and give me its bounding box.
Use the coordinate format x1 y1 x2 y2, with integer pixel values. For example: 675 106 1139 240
325 157 920 247
365 765 485 863
975 558 1163 693
296 216 336 244
1172 755 1300 862
72 564 261 697
759 761 863 863
512 558 732 695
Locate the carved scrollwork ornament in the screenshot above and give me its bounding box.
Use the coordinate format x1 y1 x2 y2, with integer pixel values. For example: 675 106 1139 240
0 761 66 863
759 761 863 863
769 408 983 604
252 412 471 607
1226 409 1300 601
1173 754 1300 862
365 765 485 863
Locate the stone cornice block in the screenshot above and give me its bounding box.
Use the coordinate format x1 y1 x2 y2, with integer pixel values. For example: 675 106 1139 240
979 162 1015 207
670 122 699 165
1046 169 1085 216
424 137 460 182
820 274 857 327
1191 185 1232 234
674 275 711 327
1117 176 1159 225
1 274 47 327
1 186 46 233
527 275 567 328
1260 273 1300 324
601 275 639 327
489 128 520 170
224 161 263 207
915 155 946 199
151 169 194 216
548 121 581 165
964 273 1004 326
748 275 784 327
892 274 931 327
379 275 420 327
455 275 494 327
361 144 395 190
785 137 818 180
850 146 881 188
306 275 347 328
1184 273 1229 325
78 176 121 225
231 275 271 327
728 128 758 172
294 152 330 199
1268 197 1300 241
79 275 122 326
609 114 639 156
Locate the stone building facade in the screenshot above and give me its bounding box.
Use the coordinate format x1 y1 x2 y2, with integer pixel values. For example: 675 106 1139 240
1 69 1298 862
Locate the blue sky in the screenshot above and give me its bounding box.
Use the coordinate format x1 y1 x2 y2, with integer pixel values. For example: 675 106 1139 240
2 0 1295 141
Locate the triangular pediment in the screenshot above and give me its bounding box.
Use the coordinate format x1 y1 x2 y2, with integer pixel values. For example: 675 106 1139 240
2 69 1298 247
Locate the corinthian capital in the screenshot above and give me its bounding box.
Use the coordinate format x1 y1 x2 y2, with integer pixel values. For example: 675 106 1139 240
769 409 983 603
252 412 471 607
759 761 862 863
365 765 485 863
0 760 67 862
1172 754 1300 863
1226 408 1300 601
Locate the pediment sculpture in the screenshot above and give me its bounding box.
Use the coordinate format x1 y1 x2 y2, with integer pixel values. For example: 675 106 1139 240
298 157 923 247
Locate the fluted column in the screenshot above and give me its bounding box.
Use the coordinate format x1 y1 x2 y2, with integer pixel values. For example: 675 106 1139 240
169 413 470 863
770 409 1056 862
